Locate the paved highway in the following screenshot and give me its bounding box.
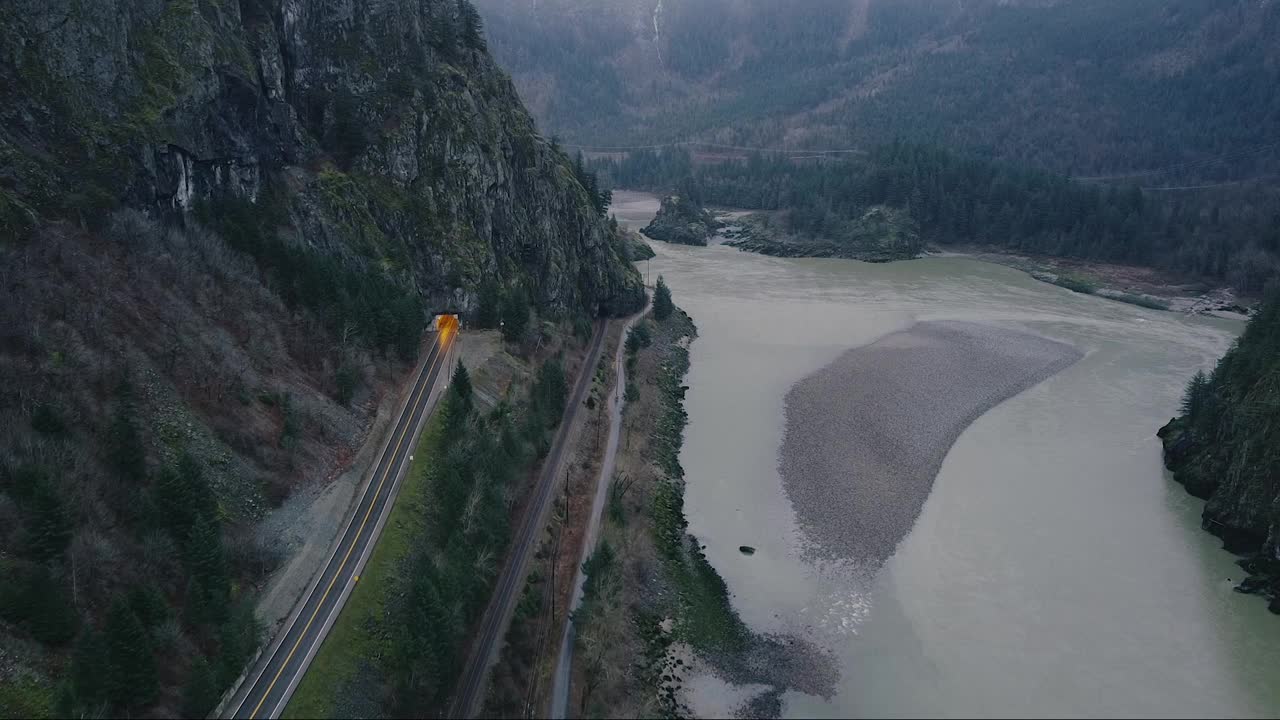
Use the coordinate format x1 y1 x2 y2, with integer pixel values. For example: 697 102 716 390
450 320 609 718
223 320 456 719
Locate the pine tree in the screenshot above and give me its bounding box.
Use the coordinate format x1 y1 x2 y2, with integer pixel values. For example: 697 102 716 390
185 514 230 625
23 568 79 644
450 362 473 411
653 276 674 321
431 2 459 58
1181 370 1211 419
475 282 501 328
499 289 531 344
27 478 72 560
68 629 108 712
104 596 158 706
182 655 219 718
457 0 486 51
108 380 146 483
216 602 261 687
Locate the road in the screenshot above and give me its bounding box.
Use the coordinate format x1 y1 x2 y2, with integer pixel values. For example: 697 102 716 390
223 320 456 719
549 300 647 718
450 320 609 718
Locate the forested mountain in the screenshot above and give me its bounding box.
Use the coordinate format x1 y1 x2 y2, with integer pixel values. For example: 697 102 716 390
1160 292 1280 613
0 0 638 716
475 0 1280 182
600 144 1280 293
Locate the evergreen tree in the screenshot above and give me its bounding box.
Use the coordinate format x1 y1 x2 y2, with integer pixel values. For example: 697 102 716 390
450 362 473 411
431 2 459 58
24 568 79 644
104 596 158 707
1181 370 1211 419
216 602 261 687
67 629 108 713
533 358 568 425
653 276 674 321
475 281 502 328
26 477 71 560
185 514 230 625
457 0 486 52
335 361 359 406
108 379 146 483
499 289 531 344
182 655 219 718
153 453 217 545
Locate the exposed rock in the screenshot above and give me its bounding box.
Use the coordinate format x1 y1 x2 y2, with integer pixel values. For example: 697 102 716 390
642 194 719 246
618 226 656 260
1158 295 1280 615
726 206 923 262
0 0 642 318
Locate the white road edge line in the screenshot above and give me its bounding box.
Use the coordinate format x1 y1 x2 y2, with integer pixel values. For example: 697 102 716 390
222 335 440 718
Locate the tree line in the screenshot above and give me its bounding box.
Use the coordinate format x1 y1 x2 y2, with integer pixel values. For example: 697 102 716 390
596 144 1280 293
385 356 568 714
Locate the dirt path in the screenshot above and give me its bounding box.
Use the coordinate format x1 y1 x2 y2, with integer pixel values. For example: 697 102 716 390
549 297 649 718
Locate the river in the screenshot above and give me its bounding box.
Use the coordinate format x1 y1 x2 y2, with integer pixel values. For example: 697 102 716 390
610 190 1280 718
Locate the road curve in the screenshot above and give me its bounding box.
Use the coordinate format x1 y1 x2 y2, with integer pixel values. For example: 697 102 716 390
223 325 455 719
450 321 609 718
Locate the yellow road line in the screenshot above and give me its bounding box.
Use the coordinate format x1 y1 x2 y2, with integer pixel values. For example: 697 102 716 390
249 330 452 718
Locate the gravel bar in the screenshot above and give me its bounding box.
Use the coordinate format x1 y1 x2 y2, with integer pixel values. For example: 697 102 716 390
780 320 1082 564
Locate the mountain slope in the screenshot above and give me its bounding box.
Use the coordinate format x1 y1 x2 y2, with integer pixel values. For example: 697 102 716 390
0 1 639 716
476 0 1280 180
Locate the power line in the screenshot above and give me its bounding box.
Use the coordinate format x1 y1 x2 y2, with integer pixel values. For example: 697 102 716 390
1072 140 1280 181
561 139 865 155
1141 175 1279 191
565 137 1277 189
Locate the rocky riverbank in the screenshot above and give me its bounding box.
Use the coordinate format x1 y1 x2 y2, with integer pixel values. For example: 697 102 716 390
1157 294 1280 615
723 206 924 262
568 303 835 719
780 321 1082 564
939 247 1254 318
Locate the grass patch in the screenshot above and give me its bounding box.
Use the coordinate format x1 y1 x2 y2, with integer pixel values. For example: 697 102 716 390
644 310 749 653
282 413 445 719
1052 274 1098 295
0 674 55 719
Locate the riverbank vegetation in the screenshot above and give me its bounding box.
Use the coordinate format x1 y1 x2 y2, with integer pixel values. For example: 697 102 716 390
596 143 1280 294
1160 292 1280 614
570 291 834 718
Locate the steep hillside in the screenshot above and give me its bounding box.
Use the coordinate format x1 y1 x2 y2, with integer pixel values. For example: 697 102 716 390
1160 293 1280 614
476 0 1280 180
0 0 639 716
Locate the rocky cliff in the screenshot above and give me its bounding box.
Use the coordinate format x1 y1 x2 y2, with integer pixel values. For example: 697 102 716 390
642 194 718 246
1159 295 1280 614
1 0 641 316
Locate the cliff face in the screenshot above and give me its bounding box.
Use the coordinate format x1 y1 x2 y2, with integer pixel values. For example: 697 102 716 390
1 0 642 315
1159 295 1280 614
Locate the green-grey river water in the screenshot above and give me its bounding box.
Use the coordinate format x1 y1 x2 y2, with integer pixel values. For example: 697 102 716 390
611 190 1280 718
